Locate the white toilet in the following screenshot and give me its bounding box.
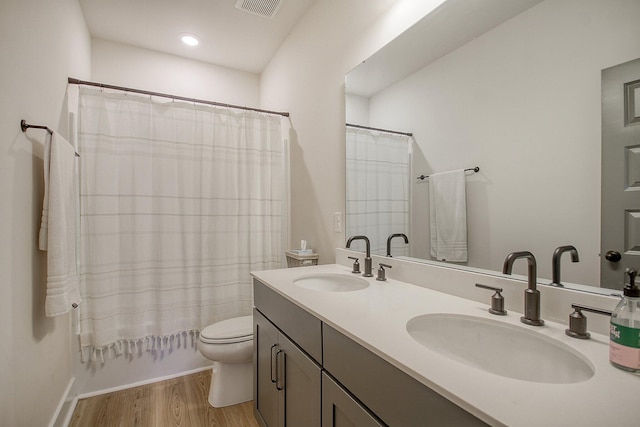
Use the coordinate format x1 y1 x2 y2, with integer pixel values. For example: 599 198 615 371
199 315 254 407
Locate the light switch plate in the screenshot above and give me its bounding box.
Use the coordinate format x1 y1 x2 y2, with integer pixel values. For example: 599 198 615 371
333 212 343 233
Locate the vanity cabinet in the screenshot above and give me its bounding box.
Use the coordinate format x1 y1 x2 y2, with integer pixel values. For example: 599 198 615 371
323 325 488 426
253 280 322 427
253 278 487 427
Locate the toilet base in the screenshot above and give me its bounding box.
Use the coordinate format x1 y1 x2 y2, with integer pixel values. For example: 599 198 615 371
208 361 253 408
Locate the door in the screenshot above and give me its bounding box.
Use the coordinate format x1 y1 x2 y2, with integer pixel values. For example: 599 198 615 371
254 309 282 427
601 58 640 289
321 372 385 427
254 308 321 427
280 333 321 427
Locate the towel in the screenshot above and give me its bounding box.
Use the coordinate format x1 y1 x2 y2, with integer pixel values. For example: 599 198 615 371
39 132 81 316
429 169 468 262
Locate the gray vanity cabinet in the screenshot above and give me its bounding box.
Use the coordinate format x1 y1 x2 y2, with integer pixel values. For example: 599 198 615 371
253 278 487 427
323 325 488 426
253 280 322 427
322 372 385 427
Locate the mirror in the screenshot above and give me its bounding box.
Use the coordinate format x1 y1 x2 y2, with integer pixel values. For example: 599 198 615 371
345 0 640 291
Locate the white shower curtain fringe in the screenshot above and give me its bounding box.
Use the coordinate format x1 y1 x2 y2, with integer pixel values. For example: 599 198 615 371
80 330 206 363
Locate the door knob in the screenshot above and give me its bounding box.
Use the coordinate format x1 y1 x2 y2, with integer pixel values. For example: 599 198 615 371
605 250 622 262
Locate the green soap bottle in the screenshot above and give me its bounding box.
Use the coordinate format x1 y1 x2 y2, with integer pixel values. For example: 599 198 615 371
609 268 640 373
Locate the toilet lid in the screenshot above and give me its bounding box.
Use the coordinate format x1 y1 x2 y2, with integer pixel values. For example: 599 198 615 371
200 315 253 343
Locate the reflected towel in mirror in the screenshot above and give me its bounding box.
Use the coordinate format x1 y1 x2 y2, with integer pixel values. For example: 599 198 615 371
429 169 468 262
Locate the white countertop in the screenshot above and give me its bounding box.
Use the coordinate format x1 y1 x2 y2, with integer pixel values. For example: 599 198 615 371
252 263 639 427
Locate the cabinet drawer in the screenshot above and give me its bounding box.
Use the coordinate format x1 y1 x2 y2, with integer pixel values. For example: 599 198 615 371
323 325 488 427
254 278 323 363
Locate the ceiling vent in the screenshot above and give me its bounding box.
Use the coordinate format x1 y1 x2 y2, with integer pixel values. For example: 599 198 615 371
235 0 284 19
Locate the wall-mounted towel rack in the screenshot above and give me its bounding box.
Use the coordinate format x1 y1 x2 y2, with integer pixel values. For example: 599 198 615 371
21 119 79 157
21 119 53 135
417 166 479 181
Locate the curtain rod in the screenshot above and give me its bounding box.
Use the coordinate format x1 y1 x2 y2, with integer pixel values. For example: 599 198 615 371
346 123 413 137
417 167 479 181
68 78 290 118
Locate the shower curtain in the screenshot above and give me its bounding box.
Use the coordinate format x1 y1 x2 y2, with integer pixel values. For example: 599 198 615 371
346 127 411 256
75 87 288 361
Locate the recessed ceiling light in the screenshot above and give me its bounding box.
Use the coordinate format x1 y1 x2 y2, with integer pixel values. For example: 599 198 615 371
181 34 199 47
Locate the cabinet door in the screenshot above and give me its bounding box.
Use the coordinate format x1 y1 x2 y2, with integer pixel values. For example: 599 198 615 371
322 373 385 427
254 308 282 427
279 333 321 427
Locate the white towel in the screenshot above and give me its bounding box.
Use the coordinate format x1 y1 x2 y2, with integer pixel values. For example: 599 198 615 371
429 169 468 262
39 132 81 316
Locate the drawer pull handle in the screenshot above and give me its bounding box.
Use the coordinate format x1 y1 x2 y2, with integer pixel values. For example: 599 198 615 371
270 344 278 383
276 349 285 391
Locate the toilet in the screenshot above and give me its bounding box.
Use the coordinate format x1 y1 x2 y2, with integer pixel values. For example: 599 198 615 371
198 315 254 407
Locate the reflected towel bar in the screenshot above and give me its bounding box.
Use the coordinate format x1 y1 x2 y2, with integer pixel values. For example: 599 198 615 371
417 166 479 181
21 119 79 157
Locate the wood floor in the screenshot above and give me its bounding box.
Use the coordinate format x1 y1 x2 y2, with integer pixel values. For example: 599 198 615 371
69 370 260 427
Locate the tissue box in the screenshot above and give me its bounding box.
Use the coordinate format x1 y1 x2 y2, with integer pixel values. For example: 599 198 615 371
285 250 319 267
288 249 313 255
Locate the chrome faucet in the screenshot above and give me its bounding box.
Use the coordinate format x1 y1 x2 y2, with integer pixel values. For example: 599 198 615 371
346 235 373 277
503 251 544 326
386 233 409 257
550 245 579 287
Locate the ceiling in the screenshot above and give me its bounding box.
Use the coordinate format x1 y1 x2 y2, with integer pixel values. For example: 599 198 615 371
79 0 317 74
346 0 543 97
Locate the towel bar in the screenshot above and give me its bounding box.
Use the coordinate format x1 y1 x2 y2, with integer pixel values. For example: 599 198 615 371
417 166 479 181
21 119 79 157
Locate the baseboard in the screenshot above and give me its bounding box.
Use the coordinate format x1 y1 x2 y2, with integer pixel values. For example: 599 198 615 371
48 377 75 427
74 365 213 401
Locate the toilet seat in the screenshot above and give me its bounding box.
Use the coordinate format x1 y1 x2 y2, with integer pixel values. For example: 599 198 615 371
200 315 253 344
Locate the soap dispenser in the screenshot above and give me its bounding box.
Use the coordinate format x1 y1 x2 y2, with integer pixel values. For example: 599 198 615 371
609 268 640 373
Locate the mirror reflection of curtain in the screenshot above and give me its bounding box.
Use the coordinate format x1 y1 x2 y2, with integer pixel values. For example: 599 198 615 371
346 127 411 256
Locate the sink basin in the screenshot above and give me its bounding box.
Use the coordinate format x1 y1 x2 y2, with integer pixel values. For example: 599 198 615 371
406 313 594 384
293 274 369 292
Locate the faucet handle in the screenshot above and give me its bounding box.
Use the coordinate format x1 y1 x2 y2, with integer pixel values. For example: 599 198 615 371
475 284 507 315
348 256 360 274
565 304 613 339
376 263 392 281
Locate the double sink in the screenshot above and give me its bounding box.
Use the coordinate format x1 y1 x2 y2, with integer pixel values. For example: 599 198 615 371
293 273 595 385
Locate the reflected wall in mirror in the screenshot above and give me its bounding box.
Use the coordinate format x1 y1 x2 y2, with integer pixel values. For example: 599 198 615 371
345 0 640 290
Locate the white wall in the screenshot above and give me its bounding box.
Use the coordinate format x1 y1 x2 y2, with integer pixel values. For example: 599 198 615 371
345 94 370 126
260 0 448 264
367 0 640 286
91 38 260 106
0 0 91 425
